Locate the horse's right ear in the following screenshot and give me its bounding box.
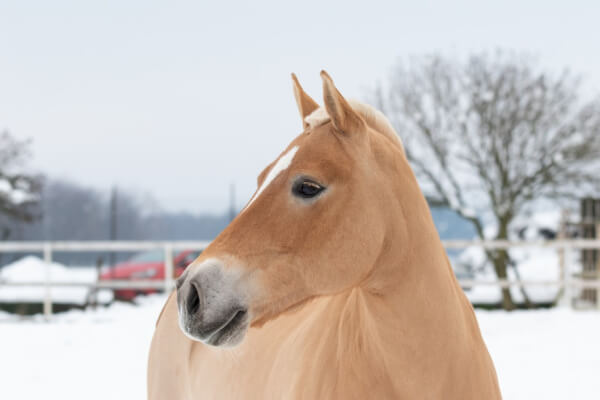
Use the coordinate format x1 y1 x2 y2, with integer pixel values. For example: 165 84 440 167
320 70 365 135
291 73 319 129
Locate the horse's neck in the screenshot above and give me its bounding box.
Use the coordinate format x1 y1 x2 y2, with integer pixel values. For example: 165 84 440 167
270 290 399 398
287 221 482 393
276 258 476 397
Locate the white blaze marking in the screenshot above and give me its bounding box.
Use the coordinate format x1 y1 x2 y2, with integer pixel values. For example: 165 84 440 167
244 145 299 211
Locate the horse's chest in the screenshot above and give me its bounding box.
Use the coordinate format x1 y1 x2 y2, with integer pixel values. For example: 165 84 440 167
187 333 342 398
188 333 393 400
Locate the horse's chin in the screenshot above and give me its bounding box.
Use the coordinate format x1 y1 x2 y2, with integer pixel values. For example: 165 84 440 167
204 312 249 348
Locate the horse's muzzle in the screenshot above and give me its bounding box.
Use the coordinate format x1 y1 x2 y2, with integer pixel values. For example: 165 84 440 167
176 259 249 347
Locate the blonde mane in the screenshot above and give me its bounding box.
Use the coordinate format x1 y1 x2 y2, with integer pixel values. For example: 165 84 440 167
304 99 403 149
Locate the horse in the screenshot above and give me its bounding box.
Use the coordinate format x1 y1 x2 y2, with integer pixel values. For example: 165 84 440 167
147 71 502 399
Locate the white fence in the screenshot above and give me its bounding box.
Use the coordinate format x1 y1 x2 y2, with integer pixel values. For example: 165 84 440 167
0 239 599 318
0 241 209 319
445 240 600 310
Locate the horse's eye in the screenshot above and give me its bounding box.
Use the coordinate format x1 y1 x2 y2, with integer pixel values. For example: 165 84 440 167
292 179 325 199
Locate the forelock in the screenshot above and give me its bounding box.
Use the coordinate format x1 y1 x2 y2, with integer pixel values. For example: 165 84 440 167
303 100 403 149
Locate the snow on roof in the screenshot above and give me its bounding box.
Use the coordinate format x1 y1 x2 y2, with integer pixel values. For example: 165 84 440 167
0 256 99 305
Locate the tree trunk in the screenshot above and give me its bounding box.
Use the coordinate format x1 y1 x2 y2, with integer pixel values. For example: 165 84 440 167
492 218 522 310
509 259 535 309
490 217 535 310
491 250 516 310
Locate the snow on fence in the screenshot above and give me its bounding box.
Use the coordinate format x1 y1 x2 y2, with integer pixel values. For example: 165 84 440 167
0 239 599 319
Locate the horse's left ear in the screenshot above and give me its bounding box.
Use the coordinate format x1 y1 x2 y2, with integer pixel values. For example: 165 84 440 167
320 70 366 135
291 73 319 129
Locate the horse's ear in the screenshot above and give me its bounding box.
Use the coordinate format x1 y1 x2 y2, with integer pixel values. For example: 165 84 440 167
291 73 319 129
320 70 365 135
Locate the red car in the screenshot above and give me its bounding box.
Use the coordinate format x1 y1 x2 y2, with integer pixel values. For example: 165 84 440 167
99 249 202 301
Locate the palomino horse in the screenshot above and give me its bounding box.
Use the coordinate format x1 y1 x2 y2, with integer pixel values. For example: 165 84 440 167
148 71 501 399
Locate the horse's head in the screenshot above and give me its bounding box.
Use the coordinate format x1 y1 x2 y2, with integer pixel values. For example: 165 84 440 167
177 71 412 347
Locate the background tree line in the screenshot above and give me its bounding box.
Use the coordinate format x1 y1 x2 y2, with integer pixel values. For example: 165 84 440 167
0 174 231 265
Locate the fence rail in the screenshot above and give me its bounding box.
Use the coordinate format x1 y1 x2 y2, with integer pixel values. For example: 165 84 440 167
0 239 599 318
0 240 211 252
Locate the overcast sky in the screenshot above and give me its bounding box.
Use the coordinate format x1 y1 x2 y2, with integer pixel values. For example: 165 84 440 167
1 0 599 214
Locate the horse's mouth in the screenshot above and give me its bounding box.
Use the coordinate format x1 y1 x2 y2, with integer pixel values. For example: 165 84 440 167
176 259 250 348
205 309 249 347
180 308 249 347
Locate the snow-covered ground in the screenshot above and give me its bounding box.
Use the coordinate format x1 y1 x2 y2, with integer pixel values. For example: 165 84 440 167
478 309 600 399
1 294 599 399
0 296 162 400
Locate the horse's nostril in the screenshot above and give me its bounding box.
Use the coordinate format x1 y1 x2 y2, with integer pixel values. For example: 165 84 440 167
186 282 201 316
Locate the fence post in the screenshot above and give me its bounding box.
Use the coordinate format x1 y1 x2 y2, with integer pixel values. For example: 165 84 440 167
164 244 174 293
557 212 567 307
43 243 53 320
561 244 572 309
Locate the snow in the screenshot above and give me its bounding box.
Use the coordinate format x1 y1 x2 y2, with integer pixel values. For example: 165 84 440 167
459 246 566 304
459 206 477 219
512 209 563 238
480 90 495 102
0 178 11 193
0 294 599 400
452 208 572 305
0 256 111 305
0 295 162 400
0 177 36 204
478 309 600 399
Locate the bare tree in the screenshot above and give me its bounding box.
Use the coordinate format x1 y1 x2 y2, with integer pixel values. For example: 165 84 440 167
0 130 41 236
376 51 600 310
